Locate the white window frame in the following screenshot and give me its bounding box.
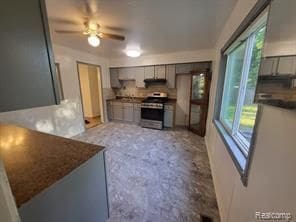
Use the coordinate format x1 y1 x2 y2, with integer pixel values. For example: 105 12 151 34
219 23 265 157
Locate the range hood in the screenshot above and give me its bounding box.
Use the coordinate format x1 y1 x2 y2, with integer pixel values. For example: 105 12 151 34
144 78 167 84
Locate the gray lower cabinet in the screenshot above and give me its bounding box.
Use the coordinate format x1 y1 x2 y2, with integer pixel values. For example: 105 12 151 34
108 101 142 124
112 102 123 121
134 104 141 123
164 104 174 128
0 0 60 112
123 103 134 122
19 152 109 222
107 101 113 121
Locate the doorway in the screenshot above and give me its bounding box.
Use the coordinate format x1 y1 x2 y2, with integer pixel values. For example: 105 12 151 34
77 62 104 129
188 71 211 137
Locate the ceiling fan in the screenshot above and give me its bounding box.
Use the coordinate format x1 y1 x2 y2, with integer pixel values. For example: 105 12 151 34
55 20 125 47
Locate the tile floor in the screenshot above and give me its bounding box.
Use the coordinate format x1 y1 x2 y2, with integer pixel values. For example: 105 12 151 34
74 122 220 222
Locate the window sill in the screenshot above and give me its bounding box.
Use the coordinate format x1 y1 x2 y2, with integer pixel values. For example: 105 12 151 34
213 120 248 185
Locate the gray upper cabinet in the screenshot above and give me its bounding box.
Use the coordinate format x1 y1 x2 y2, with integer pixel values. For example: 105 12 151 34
259 57 279 75
110 62 211 88
155 65 166 79
144 66 155 79
166 65 176 88
118 68 127 80
277 56 296 75
134 67 145 88
110 68 121 88
118 67 135 80
259 56 296 76
192 62 211 72
0 0 60 112
175 63 193 74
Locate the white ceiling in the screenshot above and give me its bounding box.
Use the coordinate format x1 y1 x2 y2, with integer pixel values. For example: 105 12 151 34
46 0 238 58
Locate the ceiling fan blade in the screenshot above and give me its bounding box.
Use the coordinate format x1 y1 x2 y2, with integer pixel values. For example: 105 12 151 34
103 25 128 32
55 30 82 34
50 18 81 26
98 32 125 41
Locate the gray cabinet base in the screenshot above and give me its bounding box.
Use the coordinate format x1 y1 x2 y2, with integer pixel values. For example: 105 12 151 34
19 152 109 222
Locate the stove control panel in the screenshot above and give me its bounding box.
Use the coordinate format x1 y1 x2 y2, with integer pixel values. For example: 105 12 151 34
141 103 164 109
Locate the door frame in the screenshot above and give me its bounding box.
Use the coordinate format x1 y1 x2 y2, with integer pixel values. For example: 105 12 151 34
76 61 105 128
188 70 211 136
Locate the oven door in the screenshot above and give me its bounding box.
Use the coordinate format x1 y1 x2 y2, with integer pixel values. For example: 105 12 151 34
141 107 164 121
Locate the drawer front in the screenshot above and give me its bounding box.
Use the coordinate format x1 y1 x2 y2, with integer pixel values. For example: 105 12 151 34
164 110 174 128
123 107 134 122
113 108 123 120
112 101 122 106
134 109 141 123
134 103 142 108
123 102 134 107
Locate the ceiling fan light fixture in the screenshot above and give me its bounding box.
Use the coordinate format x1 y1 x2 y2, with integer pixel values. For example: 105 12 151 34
126 49 141 58
88 35 100 47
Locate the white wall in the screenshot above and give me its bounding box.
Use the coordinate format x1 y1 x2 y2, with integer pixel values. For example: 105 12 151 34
109 49 215 67
53 44 111 98
0 99 85 138
54 44 111 124
205 1 296 222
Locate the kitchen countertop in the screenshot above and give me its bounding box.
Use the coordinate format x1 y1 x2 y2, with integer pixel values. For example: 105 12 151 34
107 97 177 105
0 124 104 207
107 97 143 103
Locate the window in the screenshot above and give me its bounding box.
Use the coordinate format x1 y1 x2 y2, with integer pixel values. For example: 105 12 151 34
220 26 266 156
215 9 268 178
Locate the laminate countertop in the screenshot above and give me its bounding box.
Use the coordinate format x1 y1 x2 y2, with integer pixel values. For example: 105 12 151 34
107 97 177 105
0 124 104 207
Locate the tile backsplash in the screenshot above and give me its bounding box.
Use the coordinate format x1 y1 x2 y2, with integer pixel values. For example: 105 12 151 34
113 80 177 98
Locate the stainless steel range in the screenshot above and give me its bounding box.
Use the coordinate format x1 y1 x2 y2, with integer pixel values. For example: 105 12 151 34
141 92 168 130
